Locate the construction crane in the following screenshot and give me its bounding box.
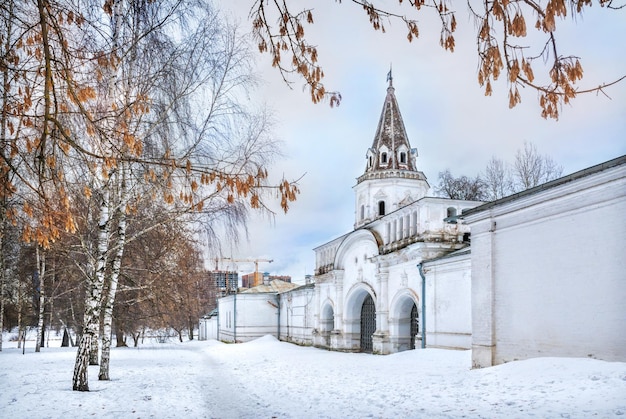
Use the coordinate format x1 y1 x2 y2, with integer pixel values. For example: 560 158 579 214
221 257 273 287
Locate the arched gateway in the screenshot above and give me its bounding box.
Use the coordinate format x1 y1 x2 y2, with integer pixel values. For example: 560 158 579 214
410 303 419 349
360 294 376 353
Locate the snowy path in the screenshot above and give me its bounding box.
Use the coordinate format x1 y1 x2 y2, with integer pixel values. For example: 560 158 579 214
0 339 247 418
1 336 625 418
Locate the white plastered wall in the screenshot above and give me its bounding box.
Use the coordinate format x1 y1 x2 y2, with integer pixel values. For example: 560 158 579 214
467 163 626 367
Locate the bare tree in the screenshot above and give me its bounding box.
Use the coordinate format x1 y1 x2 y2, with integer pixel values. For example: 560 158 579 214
435 169 486 201
444 142 563 202
512 141 563 191
482 156 514 200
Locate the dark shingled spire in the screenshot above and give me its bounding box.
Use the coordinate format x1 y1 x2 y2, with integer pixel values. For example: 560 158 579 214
353 77 429 225
361 79 419 177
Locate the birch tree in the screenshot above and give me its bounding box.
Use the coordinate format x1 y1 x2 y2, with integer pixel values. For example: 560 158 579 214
34 245 46 352
0 0 24 351
1 0 299 392
88 0 283 384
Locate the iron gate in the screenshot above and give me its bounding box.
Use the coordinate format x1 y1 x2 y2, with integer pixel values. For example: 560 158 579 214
360 294 376 353
410 303 419 349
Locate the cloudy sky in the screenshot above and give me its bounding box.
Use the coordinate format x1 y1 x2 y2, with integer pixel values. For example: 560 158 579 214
215 2 626 281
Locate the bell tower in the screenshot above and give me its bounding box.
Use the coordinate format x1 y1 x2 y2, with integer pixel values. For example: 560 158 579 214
354 73 429 229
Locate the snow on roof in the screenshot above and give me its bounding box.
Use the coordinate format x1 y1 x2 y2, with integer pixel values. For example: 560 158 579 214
240 279 298 294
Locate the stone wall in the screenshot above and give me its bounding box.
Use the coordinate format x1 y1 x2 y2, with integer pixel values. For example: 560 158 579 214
465 159 626 367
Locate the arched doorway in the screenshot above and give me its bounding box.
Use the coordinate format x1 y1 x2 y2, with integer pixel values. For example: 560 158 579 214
360 294 376 353
389 292 419 352
410 303 419 349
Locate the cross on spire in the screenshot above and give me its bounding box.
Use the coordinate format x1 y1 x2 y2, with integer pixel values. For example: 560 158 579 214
386 64 393 87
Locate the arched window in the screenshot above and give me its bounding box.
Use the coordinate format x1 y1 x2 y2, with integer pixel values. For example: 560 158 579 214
378 200 385 216
360 205 365 220
368 156 372 168
447 207 457 218
381 152 388 164
400 151 407 164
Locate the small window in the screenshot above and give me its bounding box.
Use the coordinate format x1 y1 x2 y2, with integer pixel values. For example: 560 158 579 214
360 205 365 220
381 152 387 164
368 156 372 168
400 152 406 164
378 201 385 216
447 207 457 218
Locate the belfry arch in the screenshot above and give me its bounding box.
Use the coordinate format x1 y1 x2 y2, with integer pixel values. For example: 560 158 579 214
333 229 380 270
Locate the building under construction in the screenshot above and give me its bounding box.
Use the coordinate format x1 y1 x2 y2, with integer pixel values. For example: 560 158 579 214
209 271 238 296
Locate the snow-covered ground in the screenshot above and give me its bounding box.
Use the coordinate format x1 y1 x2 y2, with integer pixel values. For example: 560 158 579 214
1 334 625 418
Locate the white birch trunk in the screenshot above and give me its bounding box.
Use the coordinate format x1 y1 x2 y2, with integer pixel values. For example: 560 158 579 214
35 246 46 353
0 261 4 352
0 233 4 352
16 281 23 349
72 0 124 390
0 1 13 354
99 163 128 381
72 185 110 391
17 281 25 349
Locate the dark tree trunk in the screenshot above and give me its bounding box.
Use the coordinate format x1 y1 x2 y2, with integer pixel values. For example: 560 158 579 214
132 332 140 347
188 316 194 341
39 322 46 348
61 327 70 347
115 327 127 347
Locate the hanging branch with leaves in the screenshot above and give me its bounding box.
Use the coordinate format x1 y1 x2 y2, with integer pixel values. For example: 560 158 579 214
250 0 625 119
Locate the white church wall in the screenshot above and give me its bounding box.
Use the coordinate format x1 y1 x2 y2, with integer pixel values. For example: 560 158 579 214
278 285 315 346
423 252 472 350
466 160 626 367
217 295 234 342
312 278 337 348
198 316 218 341
218 293 279 343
